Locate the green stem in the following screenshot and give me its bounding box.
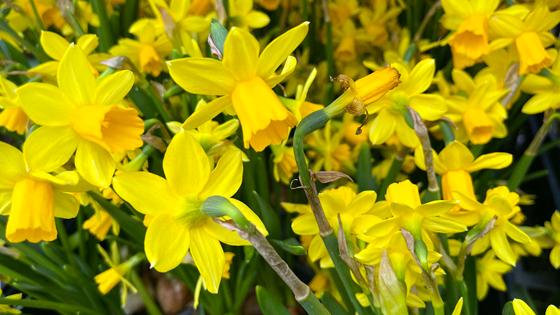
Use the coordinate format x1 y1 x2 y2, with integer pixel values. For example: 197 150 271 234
130 272 163 315
0 298 97 315
294 110 366 315
321 0 335 103
439 120 455 145
91 0 115 51
28 0 45 30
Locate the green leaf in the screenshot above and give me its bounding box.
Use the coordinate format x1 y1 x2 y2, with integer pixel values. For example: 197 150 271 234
502 301 514 315
270 238 306 256
256 285 291 315
356 143 375 192
252 191 282 238
321 292 351 315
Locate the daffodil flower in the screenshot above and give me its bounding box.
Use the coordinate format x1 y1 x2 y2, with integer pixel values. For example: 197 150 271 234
0 141 80 243
489 4 560 74
512 299 536 315
168 22 309 151
110 19 172 76
0 76 28 134
228 0 270 30
441 0 500 68
113 131 266 293
475 250 511 299
368 59 446 148
454 186 531 266
283 186 377 268
415 140 512 201
443 70 508 144
18 44 144 187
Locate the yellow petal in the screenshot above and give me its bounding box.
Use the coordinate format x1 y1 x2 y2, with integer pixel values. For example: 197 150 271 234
222 27 259 81
112 171 178 216
228 198 268 236
369 110 396 145
246 11 270 28
257 22 309 78
504 221 530 244
0 191 11 215
145 214 190 272
546 305 560 315
75 140 115 187
468 152 512 172
416 200 458 216
438 141 474 171
399 58 435 95
451 190 481 211
182 96 232 130
58 44 96 105
18 83 74 126
27 61 59 77
23 126 78 172
451 297 463 315
423 216 467 234
189 227 225 294
168 58 235 95
522 93 557 115
77 34 99 55
40 31 69 60
291 214 319 235
0 141 25 189
551 245 560 269
200 149 243 199
95 70 135 105
386 180 421 209
164 131 210 196
490 230 516 266
347 191 377 215
203 220 248 246
409 94 446 121
53 191 80 219
512 299 536 315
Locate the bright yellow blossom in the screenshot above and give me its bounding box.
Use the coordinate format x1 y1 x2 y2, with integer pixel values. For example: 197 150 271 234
454 186 531 266
169 23 309 151
415 140 512 201
512 299 536 315
0 76 28 134
18 44 144 187
476 250 511 299
283 186 377 268
110 19 172 76
445 70 508 144
113 131 267 293
489 4 560 74
0 141 80 243
368 59 446 148
441 0 500 68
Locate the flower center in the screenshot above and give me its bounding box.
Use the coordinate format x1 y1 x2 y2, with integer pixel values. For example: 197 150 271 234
515 32 552 75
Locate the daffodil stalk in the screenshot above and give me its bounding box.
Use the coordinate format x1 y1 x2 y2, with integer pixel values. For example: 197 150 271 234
91 0 115 52
409 108 441 201
57 0 84 36
200 196 330 315
508 110 560 190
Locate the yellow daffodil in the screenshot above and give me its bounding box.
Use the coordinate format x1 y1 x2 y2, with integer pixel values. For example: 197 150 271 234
228 0 270 29
307 121 353 172
110 19 172 76
0 76 28 134
7 0 65 32
283 186 377 268
520 55 560 114
357 0 402 48
476 250 511 299
29 31 108 77
441 0 500 68
444 70 508 144
368 59 446 148
415 140 512 201
149 0 212 36
113 131 266 293
169 22 309 151
0 141 80 243
363 180 466 243
489 4 560 74
454 186 531 266
536 211 560 269
18 44 144 187
548 305 560 315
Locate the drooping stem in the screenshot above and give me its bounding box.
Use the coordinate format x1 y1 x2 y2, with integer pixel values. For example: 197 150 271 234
409 108 440 201
201 197 330 315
